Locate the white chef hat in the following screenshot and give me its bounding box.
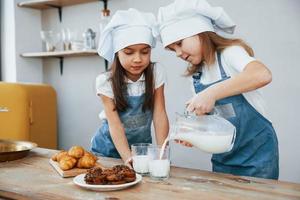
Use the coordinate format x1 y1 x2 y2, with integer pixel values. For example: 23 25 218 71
157 0 236 47
98 8 159 63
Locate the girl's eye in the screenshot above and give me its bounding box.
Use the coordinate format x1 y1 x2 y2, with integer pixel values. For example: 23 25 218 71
176 41 182 46
141 50 150 54
123 51 133 55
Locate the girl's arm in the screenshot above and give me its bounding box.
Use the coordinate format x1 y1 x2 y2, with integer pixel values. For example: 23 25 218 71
187 61 272 115
153 85 169 145
99 94 132 164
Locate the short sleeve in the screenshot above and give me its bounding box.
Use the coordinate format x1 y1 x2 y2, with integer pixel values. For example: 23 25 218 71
95 73 114 98
153 63 167 89
222 46 256 72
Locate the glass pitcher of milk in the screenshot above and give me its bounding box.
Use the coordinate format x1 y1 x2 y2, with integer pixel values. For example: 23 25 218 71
171 113 236 154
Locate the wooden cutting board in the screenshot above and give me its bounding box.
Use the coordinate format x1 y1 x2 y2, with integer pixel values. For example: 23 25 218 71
49 159 104 178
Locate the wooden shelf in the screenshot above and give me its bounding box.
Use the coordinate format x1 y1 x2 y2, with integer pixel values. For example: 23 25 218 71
21 50 98 58
18 0 101 9
18 0 109 74
20 50 99 75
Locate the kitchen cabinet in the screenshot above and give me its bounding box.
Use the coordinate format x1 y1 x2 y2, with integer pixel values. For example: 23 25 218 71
0 148 300 200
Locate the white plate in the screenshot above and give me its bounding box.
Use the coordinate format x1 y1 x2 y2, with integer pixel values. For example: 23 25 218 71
73 173 142 191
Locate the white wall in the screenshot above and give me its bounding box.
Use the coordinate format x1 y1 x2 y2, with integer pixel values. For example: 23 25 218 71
2 0 300 183
1 0 17 81
14 0 43 82
1 0 43 83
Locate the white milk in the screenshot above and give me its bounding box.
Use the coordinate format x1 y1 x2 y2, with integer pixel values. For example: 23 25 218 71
159 138 169 160
149 159 170 178
171 131 234 154
132 155 149 174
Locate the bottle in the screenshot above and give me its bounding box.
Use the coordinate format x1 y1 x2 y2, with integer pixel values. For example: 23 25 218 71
83 28 96 50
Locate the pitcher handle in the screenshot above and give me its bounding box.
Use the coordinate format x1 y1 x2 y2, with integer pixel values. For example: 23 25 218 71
227 127 236 152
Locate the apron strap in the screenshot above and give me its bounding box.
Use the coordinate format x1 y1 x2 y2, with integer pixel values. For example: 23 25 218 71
217 51 228 79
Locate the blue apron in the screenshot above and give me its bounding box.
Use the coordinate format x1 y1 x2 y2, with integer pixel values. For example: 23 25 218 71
192 52 279 179
91 94 152 158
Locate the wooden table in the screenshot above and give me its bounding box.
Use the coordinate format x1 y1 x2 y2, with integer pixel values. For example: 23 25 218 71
0 148 300 200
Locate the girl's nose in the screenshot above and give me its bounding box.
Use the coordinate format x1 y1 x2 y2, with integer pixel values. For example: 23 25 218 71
133 53 142 62
175 48 182 57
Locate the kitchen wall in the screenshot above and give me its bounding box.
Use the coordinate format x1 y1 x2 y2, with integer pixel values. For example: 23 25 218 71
1 0 17 81
1 0 43 82
1 0 300 183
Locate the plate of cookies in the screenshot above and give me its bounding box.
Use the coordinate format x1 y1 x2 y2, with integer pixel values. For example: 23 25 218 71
73 165 142 191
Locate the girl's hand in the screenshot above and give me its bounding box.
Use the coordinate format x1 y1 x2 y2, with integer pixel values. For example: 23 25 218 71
186 90 216 116
124 157 133 169
175 139 193 147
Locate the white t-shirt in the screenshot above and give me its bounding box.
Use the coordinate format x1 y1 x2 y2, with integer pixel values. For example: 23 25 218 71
192 45 268 118
96 63 166 119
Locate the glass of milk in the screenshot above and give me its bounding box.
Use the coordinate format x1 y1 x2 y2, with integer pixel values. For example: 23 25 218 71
148 145 170 181
131 143 151 175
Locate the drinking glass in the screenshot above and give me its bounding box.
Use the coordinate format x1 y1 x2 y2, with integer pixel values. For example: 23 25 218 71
148 145 170 181
61 28 71 51
40 30 60 52
131 143 151 175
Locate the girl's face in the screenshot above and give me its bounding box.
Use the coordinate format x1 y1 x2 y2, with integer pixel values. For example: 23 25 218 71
118 44 151 81
167 35 203 65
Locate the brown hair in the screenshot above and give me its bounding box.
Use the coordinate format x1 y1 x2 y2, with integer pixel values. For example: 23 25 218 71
109 54 154 112
185 31 254 76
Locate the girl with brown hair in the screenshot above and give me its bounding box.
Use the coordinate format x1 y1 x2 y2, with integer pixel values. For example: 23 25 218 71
91 9 169 167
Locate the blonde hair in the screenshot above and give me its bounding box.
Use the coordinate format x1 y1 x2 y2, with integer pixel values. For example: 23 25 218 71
185 31 254 76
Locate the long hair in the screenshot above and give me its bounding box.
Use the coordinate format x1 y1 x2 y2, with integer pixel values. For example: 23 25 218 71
109 54 154 112
185 31 254 76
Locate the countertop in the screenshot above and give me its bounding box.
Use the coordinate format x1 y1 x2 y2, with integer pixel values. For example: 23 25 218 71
0 148 300 200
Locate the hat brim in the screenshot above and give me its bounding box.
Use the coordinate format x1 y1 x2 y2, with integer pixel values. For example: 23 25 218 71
160 15 214 48
113 26 155 53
